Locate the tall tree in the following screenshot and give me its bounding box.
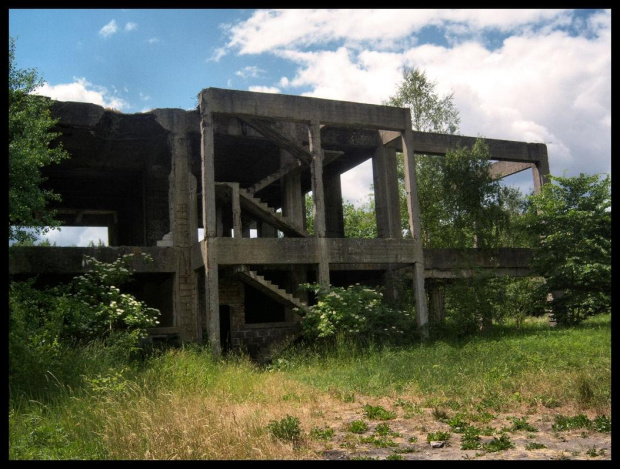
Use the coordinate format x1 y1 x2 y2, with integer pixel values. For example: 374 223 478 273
385 66 461 241
9 37 69 244
524 173 611 325
386 66 460 134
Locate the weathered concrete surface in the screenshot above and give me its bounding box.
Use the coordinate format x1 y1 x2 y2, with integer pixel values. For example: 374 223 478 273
30 90 548 353
8 246 178 274
201 87 410 130
191 238 532 273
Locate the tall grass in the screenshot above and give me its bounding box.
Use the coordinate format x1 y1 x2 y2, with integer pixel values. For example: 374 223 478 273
9 314 611 460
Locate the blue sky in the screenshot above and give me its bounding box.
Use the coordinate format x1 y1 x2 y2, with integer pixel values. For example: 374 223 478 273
9 8 611 246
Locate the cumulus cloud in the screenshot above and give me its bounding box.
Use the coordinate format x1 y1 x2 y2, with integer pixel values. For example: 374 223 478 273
99 19 118 38
248 86 280 93
33 77 129 111
225 9 573 54
125 22 138 31
223 8 610 200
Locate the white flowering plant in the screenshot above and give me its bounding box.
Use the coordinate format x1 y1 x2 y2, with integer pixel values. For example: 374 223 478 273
63 254 160 344
295 283 417 343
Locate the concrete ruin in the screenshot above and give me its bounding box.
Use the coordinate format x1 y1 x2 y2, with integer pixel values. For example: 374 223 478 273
8 88 550 360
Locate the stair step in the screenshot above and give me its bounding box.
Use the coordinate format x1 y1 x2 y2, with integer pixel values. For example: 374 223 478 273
236 268 307 311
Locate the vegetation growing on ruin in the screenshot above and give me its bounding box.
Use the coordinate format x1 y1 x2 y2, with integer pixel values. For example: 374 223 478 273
8 314 610 460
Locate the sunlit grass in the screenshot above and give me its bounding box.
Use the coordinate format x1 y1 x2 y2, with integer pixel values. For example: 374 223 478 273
9 314 610 459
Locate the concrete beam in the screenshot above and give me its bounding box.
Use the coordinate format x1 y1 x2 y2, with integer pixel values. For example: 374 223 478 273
382 129 549 164
489 161 534 179
200 88 409 130
9 246 178 274
190 240 533 275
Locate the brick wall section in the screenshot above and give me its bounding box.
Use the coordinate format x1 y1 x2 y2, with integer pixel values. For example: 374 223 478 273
237 322 301 362
219 276 300 361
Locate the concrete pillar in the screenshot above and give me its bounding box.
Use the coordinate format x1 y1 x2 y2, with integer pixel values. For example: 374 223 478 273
199 98 220 356
309 120 330 288
257 221 277 238
231 182 243 239
154 109 201 344
281 149 308 311
372 145 401 239
401 114 429 338
373 144 402 304
531 143 551 194
324 169 345 238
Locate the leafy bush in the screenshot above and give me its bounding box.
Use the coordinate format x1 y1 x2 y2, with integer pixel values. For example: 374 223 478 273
9 253 160 397
524 173 611 326
296 283 417 343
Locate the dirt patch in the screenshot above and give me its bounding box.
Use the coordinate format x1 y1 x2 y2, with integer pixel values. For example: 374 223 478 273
302 398 611 461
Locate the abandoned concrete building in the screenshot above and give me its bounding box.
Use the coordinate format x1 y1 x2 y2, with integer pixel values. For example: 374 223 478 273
8 88 550 360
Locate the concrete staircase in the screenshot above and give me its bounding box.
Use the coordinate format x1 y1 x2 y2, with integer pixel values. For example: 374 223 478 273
235 266 307 312
237 187 310 238
247 161 302 195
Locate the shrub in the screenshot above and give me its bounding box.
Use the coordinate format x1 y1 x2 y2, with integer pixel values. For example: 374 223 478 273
296 283 417 344
9 253 161 398
524 173 611 326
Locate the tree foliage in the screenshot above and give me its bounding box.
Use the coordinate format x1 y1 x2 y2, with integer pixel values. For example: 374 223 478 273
9 37 69 244
524 173 611 325
385 66 460 134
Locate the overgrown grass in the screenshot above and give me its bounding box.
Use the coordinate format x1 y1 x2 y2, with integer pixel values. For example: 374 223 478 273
9 314 611 459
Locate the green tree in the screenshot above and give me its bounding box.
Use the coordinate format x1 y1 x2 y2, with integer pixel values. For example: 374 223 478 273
386 66 460 134
386 67 460 240
524 173 611 325
9 37 69 244
343 197 377 238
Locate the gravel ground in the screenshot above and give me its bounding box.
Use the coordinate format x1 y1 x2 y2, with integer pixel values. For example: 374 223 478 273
303 399 611 461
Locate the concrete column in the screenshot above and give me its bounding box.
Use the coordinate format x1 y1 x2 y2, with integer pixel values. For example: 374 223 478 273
231 182 242 238
257 221 277 238
309 120 329 288
281 149 308 311
401 114 429 338
154 108 201 343
324 169 345 238
372 145 401 239
373 144 402 304
199 98 220 356
189 174 198 244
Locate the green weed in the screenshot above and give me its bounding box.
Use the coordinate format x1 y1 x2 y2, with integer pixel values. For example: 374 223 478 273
363 404 396 420
347 420 369 434
267 415 302 442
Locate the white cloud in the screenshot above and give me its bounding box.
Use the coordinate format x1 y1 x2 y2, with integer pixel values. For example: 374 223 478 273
139 91 151 101
99 19 118 38
33 77 129 111
222 9 610 202
148 37 160 44
208 47 226 62
225 9 573 54
248 86 280 94
41 226 108 247
235 66 265 79
125 22 138 32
